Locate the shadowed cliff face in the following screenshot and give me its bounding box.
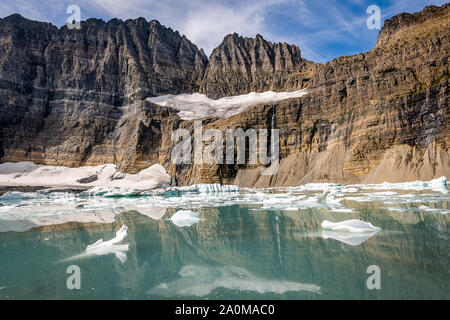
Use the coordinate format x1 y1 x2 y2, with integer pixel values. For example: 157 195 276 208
164 4 449 186
0 4 449 185
0 14 205 172
199 33 315 99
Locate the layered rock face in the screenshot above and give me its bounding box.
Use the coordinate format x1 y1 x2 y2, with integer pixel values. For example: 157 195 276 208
0 4 449 186
0 14 206 171
199 33 315 99
164 4 449 186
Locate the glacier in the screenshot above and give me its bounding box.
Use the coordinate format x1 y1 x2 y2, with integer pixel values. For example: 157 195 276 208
146 89 308 120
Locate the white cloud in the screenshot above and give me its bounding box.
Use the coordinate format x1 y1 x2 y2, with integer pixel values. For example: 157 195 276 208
181 4 265 55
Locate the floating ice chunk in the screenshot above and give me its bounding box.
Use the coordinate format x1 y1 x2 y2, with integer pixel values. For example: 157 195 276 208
428 177 448 194
83 186 142 197
363 177 448 194
418 206 449 214
297 183 338 192
384 207 408 212
321 229 380 246
322 219 381 233
83 186 144 197
0 205 14 213
0 192 30 200
101 188 140 197
147 89 308 120
195 184 240 193
170 210 201 227
371 191 398 196
324 190 343 206
330 208 354 213
0 192 39 204
82 186 109 197
85 225 129 263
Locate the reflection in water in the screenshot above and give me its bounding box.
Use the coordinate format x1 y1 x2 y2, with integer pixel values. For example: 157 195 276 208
321 219 381 233
0 186 448 299
85 225 129 263
275 216 283 268
170 210 201 227
148 264 321 297
321 229 380 246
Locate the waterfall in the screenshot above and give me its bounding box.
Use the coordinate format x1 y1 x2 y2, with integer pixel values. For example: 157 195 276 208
271 107 275 160
271 107 275 130
260 107 279 176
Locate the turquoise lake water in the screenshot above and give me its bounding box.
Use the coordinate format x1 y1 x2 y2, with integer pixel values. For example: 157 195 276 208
0 181 448 299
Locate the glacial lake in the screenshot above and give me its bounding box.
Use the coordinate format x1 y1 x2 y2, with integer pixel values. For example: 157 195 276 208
0 179 448 299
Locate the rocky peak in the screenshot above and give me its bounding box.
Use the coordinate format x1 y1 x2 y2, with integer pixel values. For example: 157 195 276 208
0 15 209 172
0 13 57 40
49 17 207 100
377 3 449 46
199 33 310 99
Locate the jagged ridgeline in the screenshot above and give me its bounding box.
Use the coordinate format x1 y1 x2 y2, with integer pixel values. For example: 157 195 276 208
199 33 315 99
0 4 449 187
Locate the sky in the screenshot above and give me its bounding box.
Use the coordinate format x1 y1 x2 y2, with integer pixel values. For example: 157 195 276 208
0 0 447 63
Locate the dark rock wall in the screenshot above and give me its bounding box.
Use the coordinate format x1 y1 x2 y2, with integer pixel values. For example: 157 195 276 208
199 33 315 99
0 4 448 185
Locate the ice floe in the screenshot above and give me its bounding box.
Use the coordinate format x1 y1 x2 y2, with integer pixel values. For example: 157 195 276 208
417 205 450 214
147 264 320 297
195 184 240 193
82 186 142 197
0 162 170 190
170 210 201 227
146 89 308 120
360 177 448 194
0 177 448 229
85 225 129 263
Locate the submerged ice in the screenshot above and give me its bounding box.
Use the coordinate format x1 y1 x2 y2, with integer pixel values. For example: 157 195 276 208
147 264 321 297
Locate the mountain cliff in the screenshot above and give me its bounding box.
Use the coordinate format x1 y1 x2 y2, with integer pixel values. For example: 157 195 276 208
0 4 449 186
0 14 205 171
165 3 450 186
199 33 315 99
